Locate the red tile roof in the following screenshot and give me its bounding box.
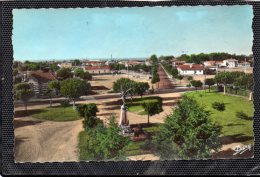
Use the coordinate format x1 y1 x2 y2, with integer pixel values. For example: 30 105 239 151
85 66 111 70
30 71 57 81
177 64 204 71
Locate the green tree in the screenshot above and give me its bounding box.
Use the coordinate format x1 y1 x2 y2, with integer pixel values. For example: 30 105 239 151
81 71 92 81
112 78 133 92
57 68 73 80
82 103 100 129
80 116 130 161
74 68 84 77
190 80 203 91
73 59 81 66
142 101 163 124
151 73 160 88
234 73 254 100
154 96 221 160
135 82 149 98
215 72 234 95
187 76 193 82
60 78 89 109
150 54 158 64
50 63 59 72
15 83 34 111
176 75 184 84
205 78 215 92
48 80 60 96
46 88 56 107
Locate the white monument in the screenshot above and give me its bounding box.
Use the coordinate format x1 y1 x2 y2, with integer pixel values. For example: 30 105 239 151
119 88 132 134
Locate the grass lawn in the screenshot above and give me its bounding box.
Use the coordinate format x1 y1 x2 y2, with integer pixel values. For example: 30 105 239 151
32 106 81 121
126 96 162 115
185 91 254 144
125 141 146 156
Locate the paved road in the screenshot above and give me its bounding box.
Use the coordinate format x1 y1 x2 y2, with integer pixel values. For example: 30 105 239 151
14 87 205 108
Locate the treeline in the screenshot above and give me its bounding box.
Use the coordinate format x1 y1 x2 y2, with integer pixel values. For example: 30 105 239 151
150 55 160 88
176 53 253 64
109 63 151 73
14 60 83 72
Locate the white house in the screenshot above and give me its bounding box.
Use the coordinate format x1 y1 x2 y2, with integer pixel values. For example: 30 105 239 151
222 59 238 68
238 61 251 67
177 64 204 75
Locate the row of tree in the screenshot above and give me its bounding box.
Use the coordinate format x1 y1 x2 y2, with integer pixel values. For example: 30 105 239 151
113 78 150 100
15 78 91 111
14 60 83 72
161 62 184 84
150 55 160 88
186 71 254 100
214 71 253 100
176 53 253 64
57 67 92 81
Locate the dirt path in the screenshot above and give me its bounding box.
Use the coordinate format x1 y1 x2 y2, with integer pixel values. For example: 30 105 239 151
15 117 83 162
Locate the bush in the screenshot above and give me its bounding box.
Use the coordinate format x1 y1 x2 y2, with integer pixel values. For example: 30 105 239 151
236 111 252 120
60 99 70 107
212 102 225 111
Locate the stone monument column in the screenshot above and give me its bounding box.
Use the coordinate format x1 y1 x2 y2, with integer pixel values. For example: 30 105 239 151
119 104 129 126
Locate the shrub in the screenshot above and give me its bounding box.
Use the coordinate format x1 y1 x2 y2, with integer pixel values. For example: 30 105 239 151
236 111 252 120
212 102 225 111
60 99 70 107
186 84 191 88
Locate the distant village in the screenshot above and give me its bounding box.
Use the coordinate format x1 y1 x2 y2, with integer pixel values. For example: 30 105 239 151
13 53 253 99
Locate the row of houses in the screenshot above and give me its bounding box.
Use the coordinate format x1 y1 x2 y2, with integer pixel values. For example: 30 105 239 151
172 58 252 76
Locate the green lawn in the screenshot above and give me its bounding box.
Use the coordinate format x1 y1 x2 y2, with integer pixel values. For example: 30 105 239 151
126 96 162 115
32 106 81 121
125 141 146 156
184 91 254 144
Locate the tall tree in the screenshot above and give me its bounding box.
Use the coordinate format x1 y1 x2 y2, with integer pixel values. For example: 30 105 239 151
15 83 34 111
57 68 73 80
214 72 233 95
205 78 215 92
154 96 221 160
176 75 184 84
135 82 149 98
60 78 89 109
142 101 163 124
151 73 160 89
48 80 60 96
190 80 203 91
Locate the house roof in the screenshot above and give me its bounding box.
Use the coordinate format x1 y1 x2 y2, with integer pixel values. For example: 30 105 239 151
177 64 204 71
85 66 111 70
224 59 238 62
204 60 217 64
30 71 57 81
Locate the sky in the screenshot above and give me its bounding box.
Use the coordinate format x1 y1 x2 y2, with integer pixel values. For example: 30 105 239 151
13 6 253 61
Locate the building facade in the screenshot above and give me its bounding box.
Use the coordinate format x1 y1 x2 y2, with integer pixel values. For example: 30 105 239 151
177 64 204 75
